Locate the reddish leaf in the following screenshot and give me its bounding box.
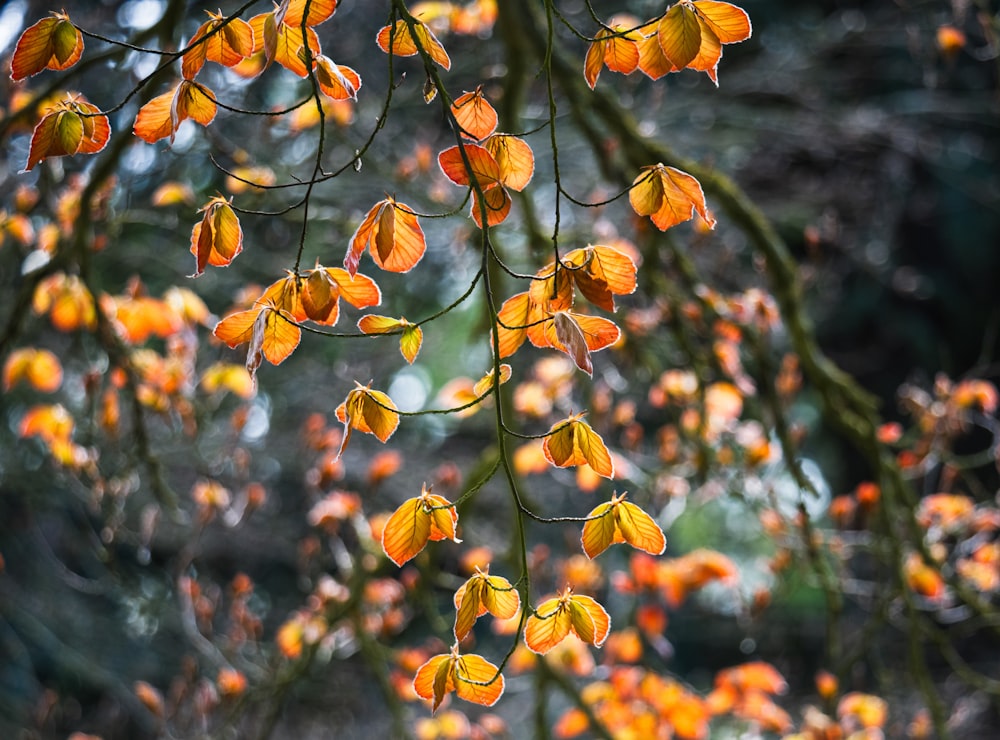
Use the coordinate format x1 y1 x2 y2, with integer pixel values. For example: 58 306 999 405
413 645 503 713
347 198 426 275
315 56 361 100
4 349 63 393
483 134 535 192
438 144 501 188
471 184 511 228
182 12 254 79
24 98 110 172
134 81 217 144
10 13 84 81
629 164 715 231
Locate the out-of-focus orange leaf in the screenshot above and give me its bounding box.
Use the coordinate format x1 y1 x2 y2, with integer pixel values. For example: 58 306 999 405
24 97 110 172
837 692 888 729
629 164 714 231
151 181 196 206
451 86 498 140
190 196 243 276
358 314 423 364
937 25 966 59
32 273 96 332
382 485 458 566
19 404 74 443
3 348 63 393
377 19 452 70
335 382 400 458
217 668 248 698
543 414 614 478
905 553 946 602
133 80 217 144
10 12 84 80
347 198 427 275
582 492 666 558
182 12 254 79
133 681 165 719
525 588 610 654
413 644 503 712
201 363 255 399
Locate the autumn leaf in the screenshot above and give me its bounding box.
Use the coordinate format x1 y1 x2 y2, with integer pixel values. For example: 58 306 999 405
19 403 74 444
346 198 426 275
453 568 520 640
133 80 217 144
629 163 715 231
280 0 338 28
482 134 535 192
543 414 614 478
3 348 63 393
259 266 381 326
584 16 642 89
413 644 503 713
213 303 301 381
182 11 255 79
32 273 97 332
24 98 110 172
525 588 610 654
438 143 502 189
200 363 255 399
357 315 423 364
314 55 361 101
382 484 459 566
335 382 400 459
190 196 243 276
582 492 666 559
655 1 752 84
657 2 702 70
377 19 451 70
249 10 322 77
545 311 621 375
451 87 498 140
10 12 84 81
472 363 512 397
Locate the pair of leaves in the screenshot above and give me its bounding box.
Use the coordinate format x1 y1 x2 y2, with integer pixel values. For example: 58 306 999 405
438 136 534 227
347 198 426 276
357 315 422 364
495 292 620 375
181 11 255 80
413 644 502 713
649 1 752 85
10 11 83 81
24 97 110 172
453 568 520 640
376 19 451 71
584 15 644 89
190 196 242 276
260 265 382 327
213 303 301 382
335 382 400 460
543 414 614 479
629 163 715 231
133 80 217 144
582 492 667 559
382 485 458 566
524 589 610 654
250 0 336 77
530 245 638 313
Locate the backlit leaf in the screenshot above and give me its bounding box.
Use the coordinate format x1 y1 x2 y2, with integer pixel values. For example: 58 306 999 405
471 184 511 227
381 485 457 566
581 501 618 559
657 3 702 70
483 134 534 192
315 56 361 101
11 13 84 81
376 20 451 70
525 597 572 654
281 0 338 28
335 382 400 458
451 87 498 140
453 653 503 707
543 414 614 478
133 81 217 144
182 12 254 79
472 363 512 397
615 499 667 556
24 99 110 172
346 198 426 275
629 164 715 231
190 196 243 276
494 292 532 358
4 349 63 393
693 1 752 44
438 143 501 188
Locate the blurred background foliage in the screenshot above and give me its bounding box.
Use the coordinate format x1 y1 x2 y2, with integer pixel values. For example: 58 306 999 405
1 0 999 737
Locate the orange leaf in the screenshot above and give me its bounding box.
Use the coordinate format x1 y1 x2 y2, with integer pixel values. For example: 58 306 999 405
357 314 422 363
10 13 84 81
281 0 338 28
413 646 503 712
494 292 532 358
629 164 715 231
438 143 501 188
451 87 498 140
545 312 620 375
249 11 321 76
346 198 426 275
376 20 451 70
326 267 382 309
190 196 243 276
315 56 361 101
657 2 702 70
615 498 666 556
133 81 217 144
584 20 641 88
382 485 458 566
335 382 400 458
24 98 110 172
454 569 519 640
563 245 638 311
567 594 610 647
543 414 614 478
637 24 675 80
213 304 300 381
472 363 512 397
581 501 619 559
182 12 254 79
3 348 63 393
526 589 610 653
19 403 74 443
693 1 752 45
471 184 511 227
413 654 453 712
483 134 535 192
